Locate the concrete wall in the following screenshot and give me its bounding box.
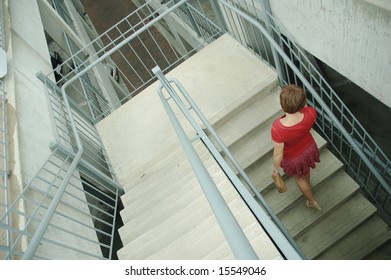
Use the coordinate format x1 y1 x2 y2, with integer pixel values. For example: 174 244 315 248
270 0 391 108
7 0 55 185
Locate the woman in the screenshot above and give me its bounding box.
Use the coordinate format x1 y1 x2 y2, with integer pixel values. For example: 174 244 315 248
271 84 321 210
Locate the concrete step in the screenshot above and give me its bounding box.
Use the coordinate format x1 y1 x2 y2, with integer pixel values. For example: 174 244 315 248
117 178 246 259
212 82 280 147
147 217 232 260
120 139 214 198
208 84 282 170
202 220 284 260
121 142 210 193
120 146 216 214
118 162 224 238
363 234 391 260
120 165 213 225
225 112 281 171
145 197 270 260
208 77 279 131
279 169 360 237
296 192 377 259
316 215 391 260
117 185 218 259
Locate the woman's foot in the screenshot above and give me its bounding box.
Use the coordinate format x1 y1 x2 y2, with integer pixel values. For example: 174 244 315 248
306 200 321 211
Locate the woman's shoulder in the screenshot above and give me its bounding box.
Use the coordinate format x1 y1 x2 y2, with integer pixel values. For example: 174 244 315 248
272 114 284 124
271 118 280 130
301 106 316 115
300 106 316 123
271 117 284 142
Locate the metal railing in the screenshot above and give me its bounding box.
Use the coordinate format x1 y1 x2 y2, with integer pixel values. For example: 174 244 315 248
62 32 111 122
49 0 77 33
218 0 391 223
0 80 10 259
154 66 303 259
38 72 117 183
0 65 123 259
0 0 4 48
10 67 123 259
172 1 222 44
1 148 120 259
50 0 224 124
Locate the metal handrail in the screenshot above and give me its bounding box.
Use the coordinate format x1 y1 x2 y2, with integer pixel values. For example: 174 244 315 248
156 81 257 260
153 66 303 259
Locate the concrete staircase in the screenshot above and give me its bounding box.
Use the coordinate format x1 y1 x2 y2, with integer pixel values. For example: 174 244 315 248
96 34 391 259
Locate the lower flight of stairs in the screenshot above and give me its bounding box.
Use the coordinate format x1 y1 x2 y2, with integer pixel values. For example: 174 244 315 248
207 77 391 259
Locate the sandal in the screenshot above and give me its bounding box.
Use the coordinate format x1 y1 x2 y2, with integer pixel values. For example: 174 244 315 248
306 200 321 211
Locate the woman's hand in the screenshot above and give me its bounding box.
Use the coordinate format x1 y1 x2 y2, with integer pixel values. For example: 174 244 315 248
272 166 279 175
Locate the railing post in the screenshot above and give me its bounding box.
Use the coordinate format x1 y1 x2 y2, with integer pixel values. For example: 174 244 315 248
210 0 228 31
257 0 286 85
182 2 202 37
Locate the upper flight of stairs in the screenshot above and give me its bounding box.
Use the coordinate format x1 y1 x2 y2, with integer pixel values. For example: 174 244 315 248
96 34 391 260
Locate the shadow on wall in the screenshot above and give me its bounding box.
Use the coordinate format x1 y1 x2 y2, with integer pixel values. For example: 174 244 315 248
316 59 391 159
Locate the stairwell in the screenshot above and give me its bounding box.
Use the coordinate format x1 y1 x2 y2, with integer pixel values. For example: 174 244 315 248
96 34 391 259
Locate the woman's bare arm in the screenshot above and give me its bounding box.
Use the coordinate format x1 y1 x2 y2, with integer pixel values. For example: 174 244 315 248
272 141 284 174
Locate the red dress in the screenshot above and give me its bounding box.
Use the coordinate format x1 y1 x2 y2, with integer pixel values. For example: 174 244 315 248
271 106 320 177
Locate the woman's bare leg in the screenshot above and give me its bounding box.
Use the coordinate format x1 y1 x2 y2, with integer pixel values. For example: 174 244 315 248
294 171 320 209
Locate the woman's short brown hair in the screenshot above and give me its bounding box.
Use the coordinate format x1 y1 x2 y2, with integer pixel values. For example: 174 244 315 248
279 84 307 113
